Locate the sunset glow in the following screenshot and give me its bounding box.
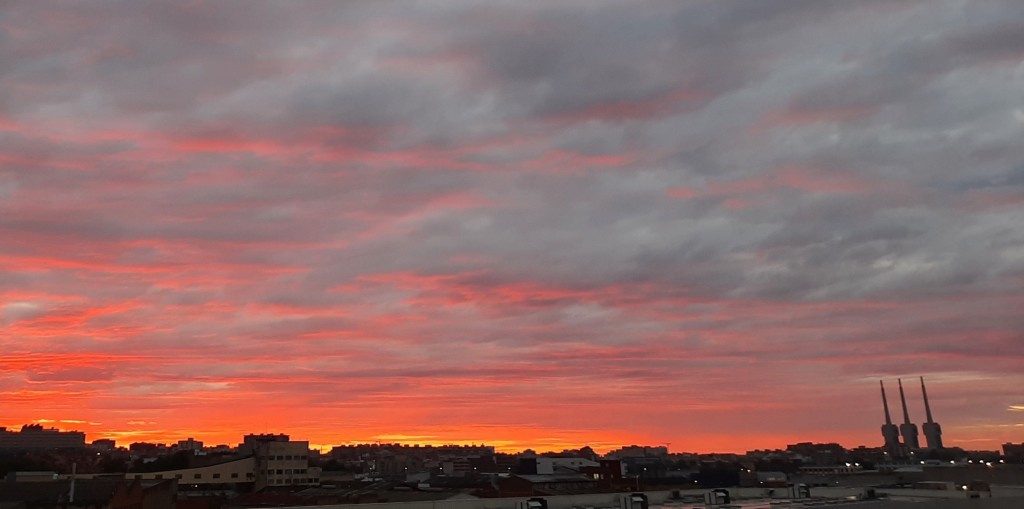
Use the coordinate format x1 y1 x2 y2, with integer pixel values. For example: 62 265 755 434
2 1 1023 454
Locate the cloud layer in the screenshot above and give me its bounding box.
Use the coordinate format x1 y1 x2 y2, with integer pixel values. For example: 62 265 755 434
1 0 1022 452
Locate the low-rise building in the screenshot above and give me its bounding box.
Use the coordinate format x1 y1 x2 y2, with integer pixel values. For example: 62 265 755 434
128 456 256 486
497 473 598 496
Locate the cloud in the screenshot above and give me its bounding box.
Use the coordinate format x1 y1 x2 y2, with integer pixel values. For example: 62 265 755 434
26 367 115 383
0 0 1021 452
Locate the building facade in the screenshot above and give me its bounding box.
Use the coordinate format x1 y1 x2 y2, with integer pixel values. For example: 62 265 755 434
240 433 320 490
129 433 320 492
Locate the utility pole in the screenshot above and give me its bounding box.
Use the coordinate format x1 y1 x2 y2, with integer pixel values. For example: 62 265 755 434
69 462 76 504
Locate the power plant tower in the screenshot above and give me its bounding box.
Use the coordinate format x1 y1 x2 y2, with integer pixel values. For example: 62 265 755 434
897 378 920 449
920 376 944 449
879 380 901 454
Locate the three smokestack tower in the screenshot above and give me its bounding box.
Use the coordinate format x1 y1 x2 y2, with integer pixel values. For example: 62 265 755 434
879 377 943 453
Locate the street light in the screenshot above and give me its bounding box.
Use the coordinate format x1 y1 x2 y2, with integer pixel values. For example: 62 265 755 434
635 467 647 491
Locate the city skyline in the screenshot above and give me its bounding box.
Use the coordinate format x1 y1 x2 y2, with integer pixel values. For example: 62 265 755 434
2 1 1023 455
0 414 984 456
0 377 1001 454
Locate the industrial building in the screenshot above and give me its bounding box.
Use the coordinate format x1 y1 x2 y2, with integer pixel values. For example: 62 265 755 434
878 377 944 455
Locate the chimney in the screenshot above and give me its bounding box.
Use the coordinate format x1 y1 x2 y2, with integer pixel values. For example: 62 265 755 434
920 376 944 449
897 378 920 449
879 381 901 454
881 380 894 425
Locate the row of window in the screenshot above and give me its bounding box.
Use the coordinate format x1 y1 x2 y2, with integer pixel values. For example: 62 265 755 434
134 471 318 486
261 468 309 475
137 472 253 480
267 454 304 460
269 478 318 485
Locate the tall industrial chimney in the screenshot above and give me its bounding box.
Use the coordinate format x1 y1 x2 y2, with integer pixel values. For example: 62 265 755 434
920 376 944 449
879 380 901 454
897 378 920 449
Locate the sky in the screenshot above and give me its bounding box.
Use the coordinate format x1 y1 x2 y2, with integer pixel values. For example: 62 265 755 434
1 0 1023 454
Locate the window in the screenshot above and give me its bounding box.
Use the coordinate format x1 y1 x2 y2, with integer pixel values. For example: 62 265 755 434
176 474 183 480
155 474 163 479
231 473 239 479
213 473 221 479
194 473 202 479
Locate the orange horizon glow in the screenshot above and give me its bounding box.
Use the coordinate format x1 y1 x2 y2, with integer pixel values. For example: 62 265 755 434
3 408 1018 455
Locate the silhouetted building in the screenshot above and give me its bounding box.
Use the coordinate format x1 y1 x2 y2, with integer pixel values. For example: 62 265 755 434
897 378 920 450
91 439 117 451
128 442 169 459
0 478 153 509
605 446 668 459
919 376 943 449
497 474 597 496
786 442 846 466
175 437 203 452
579 460 624 488
879 381 901 455
110 479 177 509
1004 442 1024 462
0 424 86 450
